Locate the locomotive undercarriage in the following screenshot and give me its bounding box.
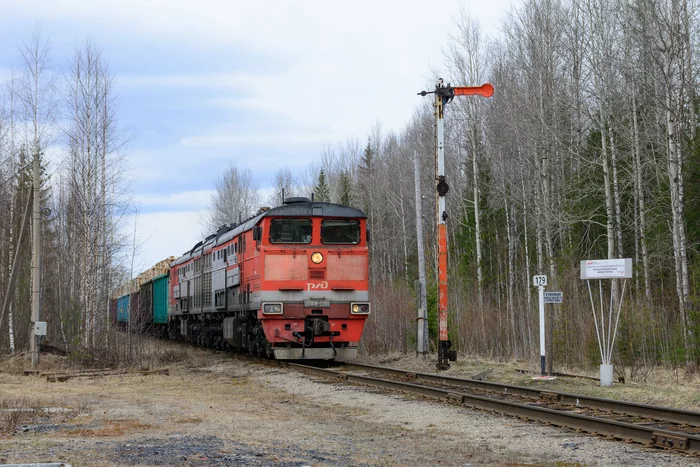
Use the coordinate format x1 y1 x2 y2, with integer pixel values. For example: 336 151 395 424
168 312 269 357
167 311 354 360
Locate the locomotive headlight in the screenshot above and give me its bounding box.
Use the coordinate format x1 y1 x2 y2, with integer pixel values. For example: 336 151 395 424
262 303 283 314
311 252 324 264
351 303 370 314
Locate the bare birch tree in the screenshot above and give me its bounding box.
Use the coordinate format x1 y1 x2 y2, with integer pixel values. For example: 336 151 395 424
61 40 127 350
205 164 260 231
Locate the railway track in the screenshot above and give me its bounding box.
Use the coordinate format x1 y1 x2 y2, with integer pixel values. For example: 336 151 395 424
282 361 700 455
341 362 700 428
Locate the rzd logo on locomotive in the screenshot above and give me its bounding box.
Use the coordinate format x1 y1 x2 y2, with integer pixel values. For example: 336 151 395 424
307 281 328 290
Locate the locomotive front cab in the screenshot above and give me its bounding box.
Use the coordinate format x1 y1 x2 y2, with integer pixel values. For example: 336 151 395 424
257 201 370 360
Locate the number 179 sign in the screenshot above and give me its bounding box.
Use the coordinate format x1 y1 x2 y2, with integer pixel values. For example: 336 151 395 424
533 275 547 287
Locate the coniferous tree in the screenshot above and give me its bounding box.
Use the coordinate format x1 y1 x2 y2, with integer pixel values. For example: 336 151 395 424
358 140 373 213
338 170 353 206
314 169 330 202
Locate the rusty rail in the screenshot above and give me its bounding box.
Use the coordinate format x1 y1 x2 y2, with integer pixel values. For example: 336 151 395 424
340 362 700 428
286 362 700 455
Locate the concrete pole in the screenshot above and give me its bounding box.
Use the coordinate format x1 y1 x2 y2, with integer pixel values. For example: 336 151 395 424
414 150 428 356
30 148 41 367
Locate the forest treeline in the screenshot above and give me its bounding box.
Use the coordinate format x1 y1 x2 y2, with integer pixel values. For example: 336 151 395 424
2 0 699 375
0 30 131 361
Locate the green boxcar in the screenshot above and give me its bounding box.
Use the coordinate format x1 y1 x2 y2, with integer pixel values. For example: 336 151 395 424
153 273 169 324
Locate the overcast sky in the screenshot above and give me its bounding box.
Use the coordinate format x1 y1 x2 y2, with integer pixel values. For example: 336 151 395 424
1 0 515 274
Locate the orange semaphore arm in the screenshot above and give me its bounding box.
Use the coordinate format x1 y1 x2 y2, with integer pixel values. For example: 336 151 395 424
452 83 494 98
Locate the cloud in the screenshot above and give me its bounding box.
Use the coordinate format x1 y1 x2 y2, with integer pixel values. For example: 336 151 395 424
5 1 473 135
115 72 258 89
179 131 344 148
136 190 214 212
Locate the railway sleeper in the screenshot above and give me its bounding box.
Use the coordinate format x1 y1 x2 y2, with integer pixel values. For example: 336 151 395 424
539 391 562 403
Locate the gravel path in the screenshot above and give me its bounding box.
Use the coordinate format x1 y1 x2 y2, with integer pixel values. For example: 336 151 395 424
1 352 698 466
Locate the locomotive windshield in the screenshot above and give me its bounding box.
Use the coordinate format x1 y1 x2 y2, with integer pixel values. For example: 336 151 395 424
269 218 312 244
321 219 360 244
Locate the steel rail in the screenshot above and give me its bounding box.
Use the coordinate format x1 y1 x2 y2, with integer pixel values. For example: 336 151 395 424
340 362 700 428
287 363 700 454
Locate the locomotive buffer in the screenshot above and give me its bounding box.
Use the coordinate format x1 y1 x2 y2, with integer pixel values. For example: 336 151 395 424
418 79 494 370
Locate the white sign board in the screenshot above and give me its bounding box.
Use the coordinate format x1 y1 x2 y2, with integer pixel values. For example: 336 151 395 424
580 259 633 279
532 275 548 287
543 292 563 304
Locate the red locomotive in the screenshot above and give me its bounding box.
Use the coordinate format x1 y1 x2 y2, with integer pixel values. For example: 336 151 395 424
166 197 370 359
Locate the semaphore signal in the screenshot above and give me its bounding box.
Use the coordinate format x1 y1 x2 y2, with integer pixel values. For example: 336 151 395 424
418 79 494 371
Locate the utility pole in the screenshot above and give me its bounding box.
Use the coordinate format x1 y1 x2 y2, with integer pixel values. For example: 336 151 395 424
30 147 41 367
418 79 493 370
414 150 428 356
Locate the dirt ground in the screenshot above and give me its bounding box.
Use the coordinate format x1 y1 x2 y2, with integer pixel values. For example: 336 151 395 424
1 343 699 466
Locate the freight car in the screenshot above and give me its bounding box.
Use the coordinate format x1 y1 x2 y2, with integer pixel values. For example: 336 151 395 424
114 258 173 332
112 197 370 360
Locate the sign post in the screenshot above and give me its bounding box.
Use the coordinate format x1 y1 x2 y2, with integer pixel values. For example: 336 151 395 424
580 259 633 387
533 275 547 375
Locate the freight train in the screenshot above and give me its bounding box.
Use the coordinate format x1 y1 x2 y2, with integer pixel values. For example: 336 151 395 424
111 197 370 360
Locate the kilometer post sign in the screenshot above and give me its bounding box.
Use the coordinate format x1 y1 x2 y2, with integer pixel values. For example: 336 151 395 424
580 258 633 280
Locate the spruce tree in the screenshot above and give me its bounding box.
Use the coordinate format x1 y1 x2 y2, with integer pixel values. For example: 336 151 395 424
338 170 353 206
314 169 330 202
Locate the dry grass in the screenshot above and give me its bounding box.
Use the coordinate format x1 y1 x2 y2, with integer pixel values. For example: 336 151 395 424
0 335 193 375
62 418 152 437
0 352 76 375
0 395 87 435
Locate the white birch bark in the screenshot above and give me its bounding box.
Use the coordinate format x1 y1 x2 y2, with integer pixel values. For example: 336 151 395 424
632 94 652 304
609 128 624 259
471 130 484 310
521 173 533 353
505 195 518 358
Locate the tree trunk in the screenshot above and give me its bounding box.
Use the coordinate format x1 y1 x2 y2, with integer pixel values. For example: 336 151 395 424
632 94 652 305
505 195 518 358
665 76 693 367
471 125 484 311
